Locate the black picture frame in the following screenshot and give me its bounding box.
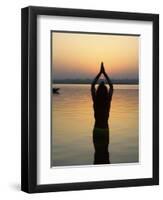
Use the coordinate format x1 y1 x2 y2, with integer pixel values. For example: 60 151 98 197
21 6 159 193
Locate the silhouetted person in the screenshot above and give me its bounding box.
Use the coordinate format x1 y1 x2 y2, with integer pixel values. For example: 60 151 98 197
91 62 114 164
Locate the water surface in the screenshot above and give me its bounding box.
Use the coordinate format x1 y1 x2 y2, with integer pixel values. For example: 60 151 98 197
52 84 139 167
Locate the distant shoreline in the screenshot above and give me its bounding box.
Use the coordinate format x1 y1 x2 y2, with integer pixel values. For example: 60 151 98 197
53 82 138 85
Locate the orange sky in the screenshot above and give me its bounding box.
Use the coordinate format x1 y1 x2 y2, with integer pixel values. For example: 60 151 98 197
52 32 139 80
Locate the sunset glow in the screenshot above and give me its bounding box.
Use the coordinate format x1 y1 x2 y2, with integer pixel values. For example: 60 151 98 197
52 32 139 80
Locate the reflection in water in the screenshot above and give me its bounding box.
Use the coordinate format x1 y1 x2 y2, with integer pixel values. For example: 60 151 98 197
93 127 110 164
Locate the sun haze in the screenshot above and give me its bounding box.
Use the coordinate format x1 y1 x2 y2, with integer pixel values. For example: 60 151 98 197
52 32 139 80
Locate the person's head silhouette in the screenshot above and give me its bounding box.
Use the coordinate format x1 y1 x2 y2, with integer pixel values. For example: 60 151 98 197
96 80 109 102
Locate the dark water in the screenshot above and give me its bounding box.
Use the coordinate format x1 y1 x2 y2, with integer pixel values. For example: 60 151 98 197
52 84 139 167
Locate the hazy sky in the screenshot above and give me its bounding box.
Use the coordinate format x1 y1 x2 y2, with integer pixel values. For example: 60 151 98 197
52 32 139 80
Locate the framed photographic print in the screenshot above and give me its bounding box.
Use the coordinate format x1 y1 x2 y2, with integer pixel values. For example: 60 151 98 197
21 6 159 193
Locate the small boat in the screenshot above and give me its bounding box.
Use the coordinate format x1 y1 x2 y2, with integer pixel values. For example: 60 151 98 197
52 87 60 94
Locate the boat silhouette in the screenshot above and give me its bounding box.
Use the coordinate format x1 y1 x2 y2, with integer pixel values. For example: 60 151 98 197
52 87 60 94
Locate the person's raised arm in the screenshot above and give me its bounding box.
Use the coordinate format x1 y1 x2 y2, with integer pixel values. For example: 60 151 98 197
91 67 102 101
101 62 114 96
